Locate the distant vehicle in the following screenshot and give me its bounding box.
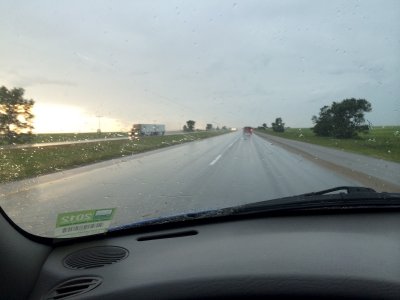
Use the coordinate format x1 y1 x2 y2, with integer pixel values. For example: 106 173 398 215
129 124 165 138
243 126 253 135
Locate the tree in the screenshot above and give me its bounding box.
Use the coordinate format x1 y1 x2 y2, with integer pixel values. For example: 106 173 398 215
271 117 285 132
311 105 332 137
258 123 267 130
186 120 195 131
206 123 213 131
183 125 188 132
312 98 372 138
0 86 35 144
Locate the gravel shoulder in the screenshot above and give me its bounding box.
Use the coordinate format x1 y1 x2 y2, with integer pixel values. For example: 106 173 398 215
256 132 400 192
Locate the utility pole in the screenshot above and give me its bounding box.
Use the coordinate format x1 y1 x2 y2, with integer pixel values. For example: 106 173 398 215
96 115 103 134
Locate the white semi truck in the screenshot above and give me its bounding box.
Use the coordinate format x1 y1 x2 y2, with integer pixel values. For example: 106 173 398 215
129 124 165 138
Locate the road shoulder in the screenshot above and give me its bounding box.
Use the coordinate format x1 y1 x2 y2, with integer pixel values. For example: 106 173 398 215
255 132 400 192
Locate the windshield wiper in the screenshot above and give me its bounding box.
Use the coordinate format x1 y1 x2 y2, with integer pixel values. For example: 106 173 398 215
232 186 400 215
109 186 400 232
109 208 236 232
302 186 376 196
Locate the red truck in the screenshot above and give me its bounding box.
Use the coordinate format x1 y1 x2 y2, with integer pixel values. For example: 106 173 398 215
243 126 253 135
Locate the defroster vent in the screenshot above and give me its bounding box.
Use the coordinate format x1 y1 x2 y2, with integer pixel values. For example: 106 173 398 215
64 246 129 270
46 277 102 300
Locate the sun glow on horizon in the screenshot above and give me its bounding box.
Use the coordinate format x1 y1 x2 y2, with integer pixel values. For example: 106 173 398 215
32 103 127 133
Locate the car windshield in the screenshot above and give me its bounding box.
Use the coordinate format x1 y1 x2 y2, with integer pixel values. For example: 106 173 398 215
1 0 399 238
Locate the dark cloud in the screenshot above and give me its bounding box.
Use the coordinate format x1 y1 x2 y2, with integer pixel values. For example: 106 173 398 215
1 0 399 129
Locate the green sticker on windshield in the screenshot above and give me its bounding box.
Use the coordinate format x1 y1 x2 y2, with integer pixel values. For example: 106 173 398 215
55 208 116 238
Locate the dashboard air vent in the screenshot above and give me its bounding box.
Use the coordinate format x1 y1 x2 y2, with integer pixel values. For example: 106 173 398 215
64 246 129 270
46 277 102 300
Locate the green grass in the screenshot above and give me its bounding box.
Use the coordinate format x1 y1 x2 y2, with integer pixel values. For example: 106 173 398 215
0 132 129 145
0 131 229 183
255 126 400 163
31 132 129 143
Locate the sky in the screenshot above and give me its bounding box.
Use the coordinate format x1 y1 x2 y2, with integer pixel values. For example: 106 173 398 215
1 0 399 132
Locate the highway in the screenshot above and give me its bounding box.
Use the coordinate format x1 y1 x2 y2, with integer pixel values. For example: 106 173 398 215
1 131 399 237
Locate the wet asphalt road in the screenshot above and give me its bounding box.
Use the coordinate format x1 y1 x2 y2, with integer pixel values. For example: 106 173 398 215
1 131 397 237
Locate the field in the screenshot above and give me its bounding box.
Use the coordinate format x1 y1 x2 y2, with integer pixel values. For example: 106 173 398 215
255 126 400 163
0 132 129 146
32 132 129 143
0 131 228 183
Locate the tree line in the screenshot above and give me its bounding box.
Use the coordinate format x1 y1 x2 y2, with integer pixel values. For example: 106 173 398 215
259 98 372 138
183 120 228 132
1 84 373 144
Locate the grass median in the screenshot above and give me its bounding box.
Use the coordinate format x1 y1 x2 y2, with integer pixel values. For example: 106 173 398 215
0 131 229 183
255 126 400 163
32 132 129 143
0 132 129 146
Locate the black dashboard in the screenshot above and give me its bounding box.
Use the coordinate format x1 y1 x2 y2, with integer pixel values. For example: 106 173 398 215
1 209 400 299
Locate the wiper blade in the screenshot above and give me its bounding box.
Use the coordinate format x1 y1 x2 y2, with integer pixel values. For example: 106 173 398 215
302 186 376 196
109 208 236 232
233 186 400 215
109 187 400 233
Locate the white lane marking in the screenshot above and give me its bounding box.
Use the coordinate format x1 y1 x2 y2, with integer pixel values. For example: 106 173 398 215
209 137 239 166
209 154 222 166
